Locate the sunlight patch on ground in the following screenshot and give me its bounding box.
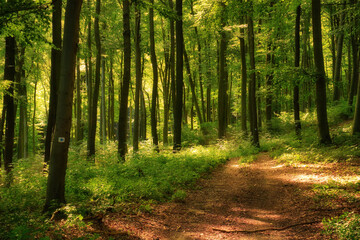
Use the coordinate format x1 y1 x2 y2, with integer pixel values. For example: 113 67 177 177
290 174 360 184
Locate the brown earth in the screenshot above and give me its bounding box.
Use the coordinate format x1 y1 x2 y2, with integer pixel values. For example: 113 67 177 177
82 153 349 240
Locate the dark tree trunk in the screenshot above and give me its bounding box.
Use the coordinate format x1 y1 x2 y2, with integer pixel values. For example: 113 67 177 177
133 1 141 152
44 0 83 211
3 36 16 174
265 47 274 128
247 14 259 147
311 0 332 144
149 0 159 150
45 0 62 164
108 55 115 140
86 0 93 148
294 5 302 136
173 0 183 151
118 0 131 159
218 1 228 139
240 18 247 133
87 0 101 157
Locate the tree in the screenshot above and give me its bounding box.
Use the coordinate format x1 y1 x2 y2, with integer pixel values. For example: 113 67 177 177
149 0 159 151
240 17 247 133
247 11 259 147
44 0 83 211
311 0 331 144
218 0 228 139
44 0 62 164
173 0 183 151
118 0 131 159
3 35 16 175
87 0 101 157
133 0 141 152
294 4 301 136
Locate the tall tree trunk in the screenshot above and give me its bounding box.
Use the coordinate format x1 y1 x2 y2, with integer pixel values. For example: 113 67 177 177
44 0 62 164
240 18 247 133
88 0 101 157
76 55 83 142
108 55 115 140
218 1 228 139
247 14 259 147
312 0 332 144
184 48 203 125
17 47 28 159
86 0 93 147
333 2 345 102
149 0 159 150
173 0 183 151
44 0 83 211
100 57 106 143
118 0 131 159
133 0 141 152
294 5 302 136
32 77 37 155
3 36 16 174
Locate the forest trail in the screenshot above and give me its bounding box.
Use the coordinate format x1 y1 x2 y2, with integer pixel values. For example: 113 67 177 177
98 154 333 239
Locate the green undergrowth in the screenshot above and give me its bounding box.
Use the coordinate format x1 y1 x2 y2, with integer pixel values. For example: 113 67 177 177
0 141 233 239
323 212 360 240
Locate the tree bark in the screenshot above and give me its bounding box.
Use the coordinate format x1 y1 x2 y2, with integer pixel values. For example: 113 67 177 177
44 0 62 164
3 36 16 174
218 1 228 139
87 0 101 157
44 0 83 211
333 2 346 102
240 18 247 133
75 55 83 142
100 57 106 143
294 5 302 136
184 48 203 125
149 0 159 150
17 47 28 159
173 0 183 151
247 14 259 147
311 0 332 144
133 0 141 152
118 0 131 159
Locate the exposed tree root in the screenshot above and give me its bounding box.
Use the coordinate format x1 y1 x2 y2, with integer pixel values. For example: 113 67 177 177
213 221 321 233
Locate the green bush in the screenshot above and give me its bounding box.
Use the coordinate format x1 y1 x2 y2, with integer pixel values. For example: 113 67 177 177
323 212 360 240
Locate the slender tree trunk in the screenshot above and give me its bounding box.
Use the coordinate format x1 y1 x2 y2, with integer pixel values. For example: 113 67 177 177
44 0 62 164
17 47 28 159
0 107 6 168
294 5 302 136
3 36 16 174
44 0 83 211
88 0 101 157
173 0 183 151
32 77 37 155
184 48 203 125
265 48 273 128
149 0 159 150
247 14 259 147
86 0 93 148
218 1 228 139
333 1 345 102
240 19 247 133
312 0 332 144
76 55 83 142
108 55 114 140
118 0 131 159
100 57 106 143
133 1 141 152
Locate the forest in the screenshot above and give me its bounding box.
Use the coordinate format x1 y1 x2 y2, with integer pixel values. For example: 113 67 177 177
0 0 360 239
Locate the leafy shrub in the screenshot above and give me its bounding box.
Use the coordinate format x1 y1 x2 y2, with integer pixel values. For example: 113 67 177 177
323 212 360 240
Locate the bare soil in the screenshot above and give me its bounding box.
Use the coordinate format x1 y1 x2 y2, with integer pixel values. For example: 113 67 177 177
82 153 348 240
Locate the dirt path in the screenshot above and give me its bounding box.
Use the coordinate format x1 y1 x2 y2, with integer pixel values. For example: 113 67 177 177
99 154 334 239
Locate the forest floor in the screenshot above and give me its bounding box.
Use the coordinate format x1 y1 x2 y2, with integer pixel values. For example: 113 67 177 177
78 152 360 239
